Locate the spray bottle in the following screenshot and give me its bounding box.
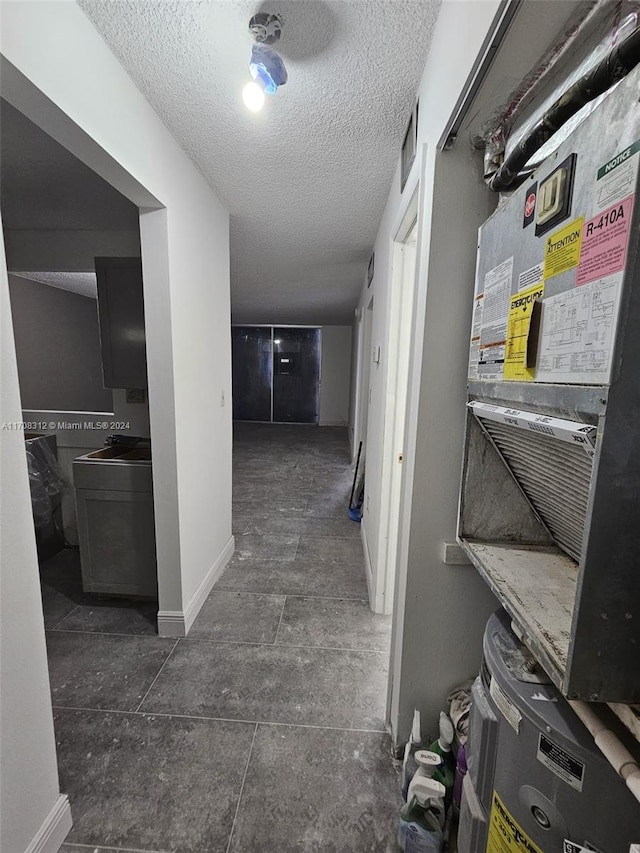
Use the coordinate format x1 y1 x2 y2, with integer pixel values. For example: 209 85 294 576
397 777 446 853
428 712 456 811
401 709 423 800
407 752 446 828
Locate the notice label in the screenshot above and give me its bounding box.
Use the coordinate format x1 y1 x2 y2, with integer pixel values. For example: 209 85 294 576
595 150 638 210
537 734 585 792
536 273 623 385
576 195 634 286
486 791 543 853
544 217 584 280
479 257 514 378
518 262 544 292
504 282 544 381
490 676 522 733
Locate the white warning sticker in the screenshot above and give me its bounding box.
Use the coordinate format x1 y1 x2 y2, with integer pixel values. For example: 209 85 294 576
537 734 585 792
490 676 521 734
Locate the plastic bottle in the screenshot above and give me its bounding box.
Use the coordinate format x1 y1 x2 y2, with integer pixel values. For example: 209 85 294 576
428 712 456 811
397 777 445 853
453 742 467 816
407 752 446 828
401 709 423 800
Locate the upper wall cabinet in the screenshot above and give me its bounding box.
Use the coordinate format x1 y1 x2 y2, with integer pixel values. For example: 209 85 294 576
95 257 147 390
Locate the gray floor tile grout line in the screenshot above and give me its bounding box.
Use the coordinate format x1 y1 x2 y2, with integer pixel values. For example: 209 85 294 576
177 636 388 654
134 639 180 713
49 602 84 631
52 705 388 734
272 595 287 645
224 722 258 853
208 590 370 603
47 628 161 639
60 843 173 853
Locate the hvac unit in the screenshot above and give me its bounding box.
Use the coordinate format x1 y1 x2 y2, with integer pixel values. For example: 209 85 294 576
458 609 640 853
458 60 640 704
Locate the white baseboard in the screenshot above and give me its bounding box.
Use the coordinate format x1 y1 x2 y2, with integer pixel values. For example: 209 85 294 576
157 535 235 637
361 522 374 610
25 794 72 853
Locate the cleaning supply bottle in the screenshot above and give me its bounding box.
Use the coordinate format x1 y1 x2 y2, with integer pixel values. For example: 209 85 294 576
407 752 446 828
397 777 445 852
428 712 456 812
401 709 423 800
453 742 467 816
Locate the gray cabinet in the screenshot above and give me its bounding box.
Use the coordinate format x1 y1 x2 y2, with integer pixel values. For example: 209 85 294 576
95 257 147 389
74 447 157 598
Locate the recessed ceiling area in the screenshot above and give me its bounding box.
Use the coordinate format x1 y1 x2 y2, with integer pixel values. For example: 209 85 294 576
77 0 442 324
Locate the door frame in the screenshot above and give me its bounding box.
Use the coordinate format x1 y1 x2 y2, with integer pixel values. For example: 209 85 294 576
371 182 421 615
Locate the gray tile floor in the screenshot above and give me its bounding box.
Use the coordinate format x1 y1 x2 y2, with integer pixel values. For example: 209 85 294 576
44 423 399 852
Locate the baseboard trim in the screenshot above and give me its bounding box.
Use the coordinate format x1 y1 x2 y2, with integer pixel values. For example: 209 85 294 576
361 522 374 610
157 535 235 637
25 794 72 853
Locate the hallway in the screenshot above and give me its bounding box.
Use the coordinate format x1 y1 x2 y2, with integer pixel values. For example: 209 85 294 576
43 424 399 853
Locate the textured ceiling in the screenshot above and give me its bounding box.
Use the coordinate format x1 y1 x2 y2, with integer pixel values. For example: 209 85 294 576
0 100 139 232
78 0 442 323
10 271 98 299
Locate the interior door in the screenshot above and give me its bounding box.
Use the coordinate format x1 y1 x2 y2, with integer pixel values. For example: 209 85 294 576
272 327 321 424
231 326 272 421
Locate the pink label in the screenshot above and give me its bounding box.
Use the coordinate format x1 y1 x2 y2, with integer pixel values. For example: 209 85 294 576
576 195 634 286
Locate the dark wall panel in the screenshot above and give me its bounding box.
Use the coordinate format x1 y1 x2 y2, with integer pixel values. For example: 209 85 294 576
8 275 113 412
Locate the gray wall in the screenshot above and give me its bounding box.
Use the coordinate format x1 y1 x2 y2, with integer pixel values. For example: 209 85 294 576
319 325 352 426
8 274 113 412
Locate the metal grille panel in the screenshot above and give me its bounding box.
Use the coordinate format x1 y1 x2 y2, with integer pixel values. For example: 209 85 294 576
477 418 593 561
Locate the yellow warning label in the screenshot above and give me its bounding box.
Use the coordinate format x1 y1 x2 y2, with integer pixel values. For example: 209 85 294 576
486 791 543 853
503 282 544 381
544 217 583 280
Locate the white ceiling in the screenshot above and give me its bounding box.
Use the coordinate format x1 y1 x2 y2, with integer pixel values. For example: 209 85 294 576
10 271 98 299
77 0 442 324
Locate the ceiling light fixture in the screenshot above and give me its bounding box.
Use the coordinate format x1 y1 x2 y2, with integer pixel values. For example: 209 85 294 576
242 81 265 112
242 12 287 111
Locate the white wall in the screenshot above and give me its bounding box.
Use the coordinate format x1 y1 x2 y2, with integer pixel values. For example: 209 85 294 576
0 232 72 853
352 0 504 742
0 5 233 846
319 325 352 426
1 1 233 639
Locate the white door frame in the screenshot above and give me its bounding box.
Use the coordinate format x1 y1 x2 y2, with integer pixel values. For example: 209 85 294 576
371 181 421 615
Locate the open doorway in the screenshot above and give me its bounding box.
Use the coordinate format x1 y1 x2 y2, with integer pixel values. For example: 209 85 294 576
1 98 158 632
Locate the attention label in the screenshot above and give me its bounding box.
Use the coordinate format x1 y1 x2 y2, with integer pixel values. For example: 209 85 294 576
544 217 583 280
537 734 584 791
486 791 543 853
576 195 634 286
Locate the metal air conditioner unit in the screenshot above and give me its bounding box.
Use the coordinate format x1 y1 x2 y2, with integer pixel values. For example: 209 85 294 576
458 61 640 704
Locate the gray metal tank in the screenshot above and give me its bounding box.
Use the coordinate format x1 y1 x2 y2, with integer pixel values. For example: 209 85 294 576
458 609 640 852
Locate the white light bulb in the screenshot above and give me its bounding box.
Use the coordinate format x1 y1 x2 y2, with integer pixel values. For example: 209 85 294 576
242 81 265 112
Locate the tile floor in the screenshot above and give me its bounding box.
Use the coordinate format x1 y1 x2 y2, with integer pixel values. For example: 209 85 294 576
43 423 400 853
